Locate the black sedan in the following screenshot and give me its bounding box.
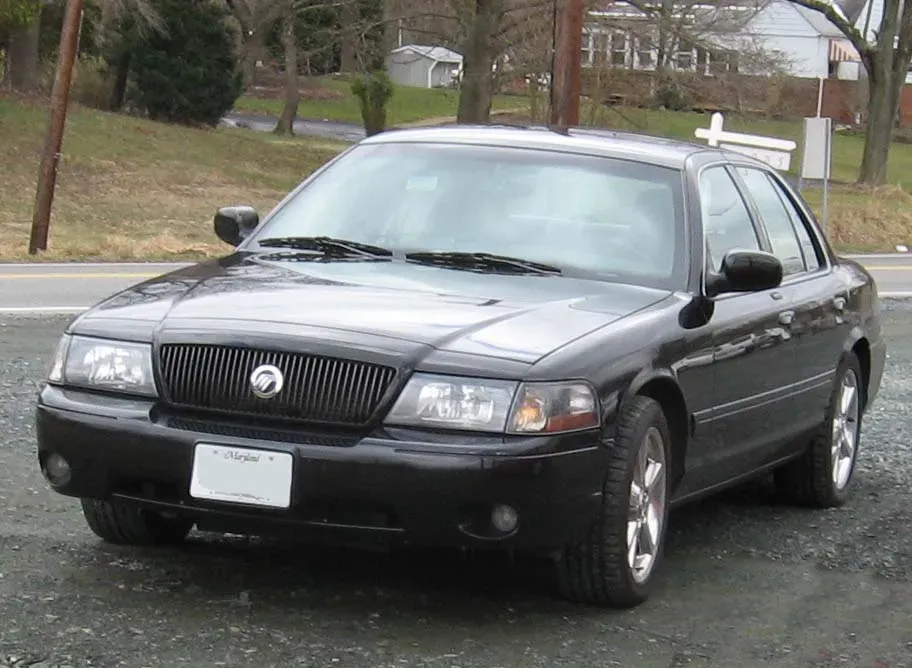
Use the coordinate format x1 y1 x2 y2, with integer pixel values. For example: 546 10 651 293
35 125 886 608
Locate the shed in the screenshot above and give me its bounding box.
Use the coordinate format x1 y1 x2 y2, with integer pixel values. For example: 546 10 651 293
386 45 463 89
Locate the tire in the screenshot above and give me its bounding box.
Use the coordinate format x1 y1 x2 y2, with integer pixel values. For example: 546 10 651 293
81 498 194 546
555 395 672 608
774 352 865 508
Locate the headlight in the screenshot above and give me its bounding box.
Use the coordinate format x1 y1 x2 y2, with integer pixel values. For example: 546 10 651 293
507 381 599 434
384 373 600 434
385 373 518 432
47 334 157 397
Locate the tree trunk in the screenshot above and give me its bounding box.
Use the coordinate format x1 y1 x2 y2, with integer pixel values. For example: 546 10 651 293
381 0 398 53
7 15 41 92
457 0 502 124
1 35 10 88
274 8 299 137
240 29 265 91
339 0 358 73
858 56 906 185
109 50 130 110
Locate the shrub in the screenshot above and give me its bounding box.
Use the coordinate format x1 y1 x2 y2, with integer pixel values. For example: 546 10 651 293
653 77 692 111
72 55 116 110
351 71 394 136
129 0 242 126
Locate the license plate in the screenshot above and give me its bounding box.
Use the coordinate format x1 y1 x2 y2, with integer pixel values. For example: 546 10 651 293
189 444 293 509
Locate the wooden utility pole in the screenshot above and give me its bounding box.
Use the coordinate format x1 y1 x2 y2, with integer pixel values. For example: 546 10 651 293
549 0 583 130
29 0 84 255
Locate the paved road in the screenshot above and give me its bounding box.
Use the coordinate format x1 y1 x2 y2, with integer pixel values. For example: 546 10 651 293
2 254 912 313
1 303 911 667
221 112 366 143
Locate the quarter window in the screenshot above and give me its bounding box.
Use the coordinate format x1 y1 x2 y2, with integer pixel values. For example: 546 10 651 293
735 167 806 276
699 167 760 270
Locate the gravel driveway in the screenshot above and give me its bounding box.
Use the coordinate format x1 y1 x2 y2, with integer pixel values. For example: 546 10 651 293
2 305 911 668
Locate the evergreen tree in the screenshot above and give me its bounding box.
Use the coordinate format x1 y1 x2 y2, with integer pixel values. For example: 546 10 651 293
130 0 242 126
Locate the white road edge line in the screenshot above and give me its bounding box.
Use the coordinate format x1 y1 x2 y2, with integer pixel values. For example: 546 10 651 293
0 262 193 268
0 307 90 314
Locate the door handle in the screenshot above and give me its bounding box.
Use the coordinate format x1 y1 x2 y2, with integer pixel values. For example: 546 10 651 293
833 296 846 311
770 291 784 301
778 310 795 326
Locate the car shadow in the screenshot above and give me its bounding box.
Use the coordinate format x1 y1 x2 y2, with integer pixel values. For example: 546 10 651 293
71 470 861 622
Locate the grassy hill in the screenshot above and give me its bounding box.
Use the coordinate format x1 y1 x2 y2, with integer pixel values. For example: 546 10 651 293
1 89 910 260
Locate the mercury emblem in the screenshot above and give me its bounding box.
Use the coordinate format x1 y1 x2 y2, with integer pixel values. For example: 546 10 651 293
249 364 284 399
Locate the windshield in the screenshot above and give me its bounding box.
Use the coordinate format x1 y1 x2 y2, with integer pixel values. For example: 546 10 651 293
247 142 687 288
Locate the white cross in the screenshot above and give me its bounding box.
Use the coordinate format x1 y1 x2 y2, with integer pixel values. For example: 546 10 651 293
695 112 797 170
695 112 797 152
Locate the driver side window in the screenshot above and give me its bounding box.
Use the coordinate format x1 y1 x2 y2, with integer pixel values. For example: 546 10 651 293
699 166 760 271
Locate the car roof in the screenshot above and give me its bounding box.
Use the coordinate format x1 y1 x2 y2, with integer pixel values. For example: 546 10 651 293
359 123 737 170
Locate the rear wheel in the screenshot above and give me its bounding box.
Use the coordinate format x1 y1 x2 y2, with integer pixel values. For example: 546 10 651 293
774 352 864 508
81 499 194 546
555 395 671 608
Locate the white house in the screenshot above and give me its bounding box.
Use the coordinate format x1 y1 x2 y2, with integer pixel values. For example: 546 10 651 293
386 45 463 89
583 0 912 83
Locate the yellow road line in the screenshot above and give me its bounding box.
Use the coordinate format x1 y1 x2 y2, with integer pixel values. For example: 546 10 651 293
0 272 161 280
864 266 912 271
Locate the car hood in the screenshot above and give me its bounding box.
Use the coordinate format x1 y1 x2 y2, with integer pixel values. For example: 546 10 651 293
74 254 672 364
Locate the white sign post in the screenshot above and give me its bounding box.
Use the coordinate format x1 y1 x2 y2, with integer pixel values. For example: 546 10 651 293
695 112 797 171
800 116 833 235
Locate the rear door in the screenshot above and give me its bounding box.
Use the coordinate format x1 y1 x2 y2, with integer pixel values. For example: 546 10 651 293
732 165 850 433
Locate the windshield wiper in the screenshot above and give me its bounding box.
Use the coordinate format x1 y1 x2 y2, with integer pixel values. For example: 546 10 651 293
405 251 562 276
256 236 393 258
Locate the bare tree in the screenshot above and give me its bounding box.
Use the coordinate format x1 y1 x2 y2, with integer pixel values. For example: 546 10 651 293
387 0 550 122
93 0 164 109
587 0 764 70
223 0 286 88
456 0 504 122
274 0 298 134
786 0 912 185
1 0 47 91
5 6 39 90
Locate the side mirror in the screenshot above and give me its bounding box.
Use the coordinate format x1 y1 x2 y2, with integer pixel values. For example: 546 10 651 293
214 206 259 246
706 249 783 298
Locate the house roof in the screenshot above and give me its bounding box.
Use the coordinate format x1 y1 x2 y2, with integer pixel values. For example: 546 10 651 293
792 3 846 37
589 0 849 38
390 45 463 63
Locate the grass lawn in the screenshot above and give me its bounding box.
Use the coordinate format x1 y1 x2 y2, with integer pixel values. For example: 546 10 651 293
0 94 346 261
1 90 910 261
233 75 528 126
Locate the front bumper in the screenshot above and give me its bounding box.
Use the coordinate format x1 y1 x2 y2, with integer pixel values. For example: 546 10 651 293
35 386 611 553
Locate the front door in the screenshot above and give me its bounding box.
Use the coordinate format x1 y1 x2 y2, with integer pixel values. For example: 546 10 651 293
682 165 803 493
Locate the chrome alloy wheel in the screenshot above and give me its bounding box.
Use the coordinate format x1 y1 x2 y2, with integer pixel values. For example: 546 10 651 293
832 368 861 490
627 426 668 585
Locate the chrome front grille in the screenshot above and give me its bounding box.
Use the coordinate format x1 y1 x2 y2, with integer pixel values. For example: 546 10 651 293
157 344 397 425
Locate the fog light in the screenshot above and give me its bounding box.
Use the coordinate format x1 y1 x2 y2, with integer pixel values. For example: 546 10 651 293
491 504 518 533
43 453 72 486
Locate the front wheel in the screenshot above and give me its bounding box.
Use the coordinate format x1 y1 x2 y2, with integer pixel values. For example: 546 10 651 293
774 352 864 508
81 499 194 546
555 395 671 608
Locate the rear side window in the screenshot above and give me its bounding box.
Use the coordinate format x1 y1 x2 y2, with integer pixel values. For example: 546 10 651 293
768 177 823 272
735 167 806 276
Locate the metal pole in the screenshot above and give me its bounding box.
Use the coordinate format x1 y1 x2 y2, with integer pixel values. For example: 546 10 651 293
822 173 829 237
29 0 84 255
816 76 824 117
549 0 583 129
